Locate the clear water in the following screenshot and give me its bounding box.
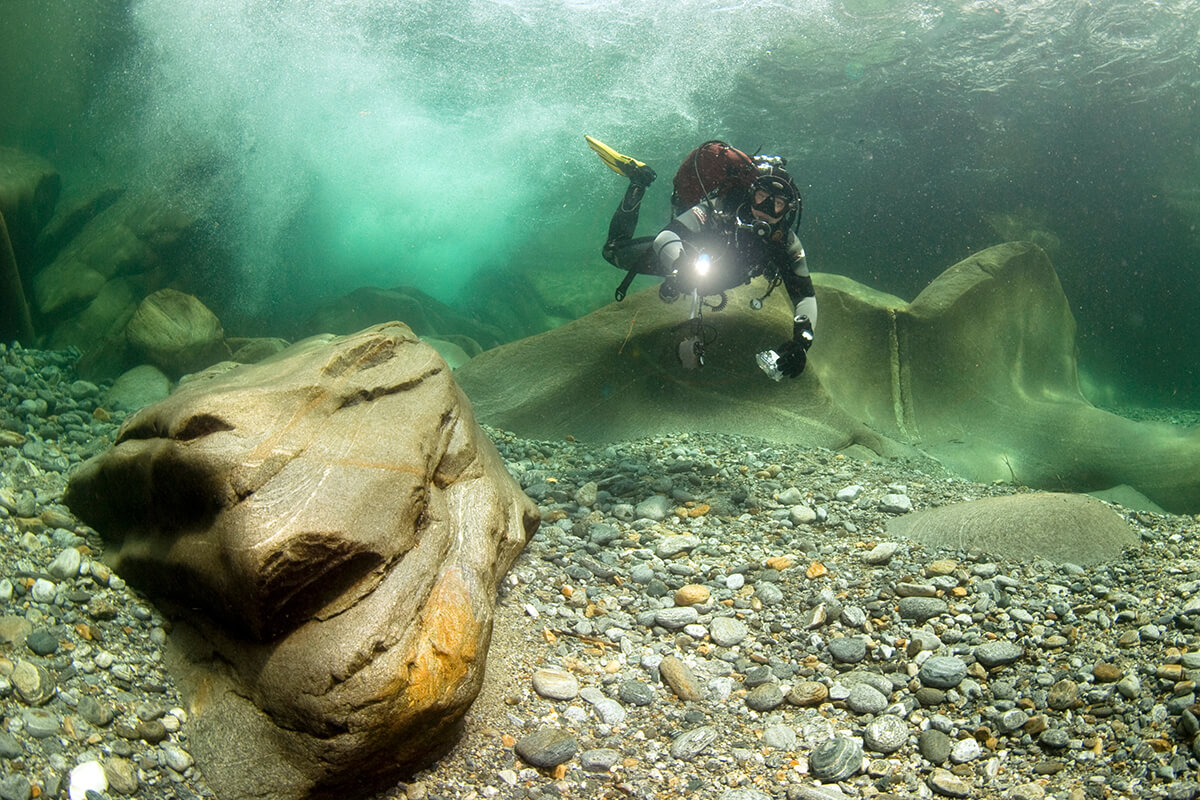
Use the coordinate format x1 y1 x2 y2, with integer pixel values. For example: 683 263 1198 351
3 0 1199 406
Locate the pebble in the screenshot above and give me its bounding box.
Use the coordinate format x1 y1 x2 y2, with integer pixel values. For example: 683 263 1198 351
754 582 784 605
919 729 953 764
918 656 968 689
745 683 784 712
928 768 972 797
659 656 703 701
864 541 899 564
674 584 710 606
580 748 620 772
898 596 949 622
68 761 107 800
827 636 867 664
617 679 654 706
656 534 699 558
950 736 982 763
21 708 60 738
879 494 913 513
787 681 829 707
531 667 580 701
8 343 1200 800
762 723 796 749
1047 679 1080 710
514 727 578 768
47 547 82 579
975 640 1023 668
710 616 748 647
808 736 863 782
719 790 771 800
669 726 718 760
846 683 889 715
863 715 908 753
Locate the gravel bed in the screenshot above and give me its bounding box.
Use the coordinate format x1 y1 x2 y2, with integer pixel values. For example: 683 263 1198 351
3 342 1200 800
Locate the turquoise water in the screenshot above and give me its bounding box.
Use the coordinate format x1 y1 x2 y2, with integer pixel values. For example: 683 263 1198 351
3 0 1199 405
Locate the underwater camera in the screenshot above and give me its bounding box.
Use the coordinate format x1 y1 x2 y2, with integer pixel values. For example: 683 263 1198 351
756 349 784 382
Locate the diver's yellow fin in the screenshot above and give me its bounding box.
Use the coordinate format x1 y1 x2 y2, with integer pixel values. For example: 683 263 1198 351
586 135 649 178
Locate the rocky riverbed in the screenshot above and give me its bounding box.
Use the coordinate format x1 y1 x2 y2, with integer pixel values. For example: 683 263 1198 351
3 341 1200 800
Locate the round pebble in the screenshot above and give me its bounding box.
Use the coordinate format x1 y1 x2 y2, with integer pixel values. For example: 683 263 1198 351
531 667 580 701
808 735 863 782
710 616 748 647
828 636 868 664
918 656 968 689
863 714 909 754
745 683 784 712
975 640 1023 668
846 683 889 715
674 584 710 606
787 681 829 707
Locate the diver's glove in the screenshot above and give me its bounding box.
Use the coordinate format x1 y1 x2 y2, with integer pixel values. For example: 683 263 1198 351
775 316 814 378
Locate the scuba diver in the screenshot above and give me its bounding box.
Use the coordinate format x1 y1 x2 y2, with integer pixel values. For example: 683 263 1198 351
586 136 817 380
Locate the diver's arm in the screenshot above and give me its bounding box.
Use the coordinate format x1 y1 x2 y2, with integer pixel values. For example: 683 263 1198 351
782 236 817 334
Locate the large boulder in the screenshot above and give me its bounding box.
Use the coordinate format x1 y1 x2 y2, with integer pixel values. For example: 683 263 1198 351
65 322 539 800
31 189 195 316
0 211 34 345
887 492 1138 566
0 146 61 264
456 242 1200 512
305 285 501 355
811 242 1200 512
124 288 231 377
455 279 908 460
0 147 59 345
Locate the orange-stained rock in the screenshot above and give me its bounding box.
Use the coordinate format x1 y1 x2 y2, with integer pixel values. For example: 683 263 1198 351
674 584 711 607
65 322 539 800
765 556 794 571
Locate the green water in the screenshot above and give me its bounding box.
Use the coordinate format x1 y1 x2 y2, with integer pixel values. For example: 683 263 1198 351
3 0 1199 406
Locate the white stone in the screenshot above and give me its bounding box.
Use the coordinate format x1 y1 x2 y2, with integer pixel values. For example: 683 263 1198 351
837 485 864 502
69 760 108 800
31 578 57 603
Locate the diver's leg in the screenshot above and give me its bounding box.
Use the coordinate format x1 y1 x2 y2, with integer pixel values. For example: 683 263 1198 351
602 181 651 265
606 235 655 273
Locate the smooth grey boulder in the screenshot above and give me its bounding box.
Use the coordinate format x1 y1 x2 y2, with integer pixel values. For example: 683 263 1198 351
887 492 1137 565
124 288 231 377
457 242 1200 512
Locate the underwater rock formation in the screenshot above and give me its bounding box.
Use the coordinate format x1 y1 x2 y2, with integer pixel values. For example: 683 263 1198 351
125 288 231 378
812 241 1200 513
305 285 502 356
455 276 907 460
886 492 1137 566
31 188 204 376
0 147 59 345
456 242 1200 513
0 146 60 267
0 211 35 344
65 322 539 800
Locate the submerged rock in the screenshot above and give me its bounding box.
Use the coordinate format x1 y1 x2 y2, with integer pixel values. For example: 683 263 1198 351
124 288 231 377
65 322 539 800
457 242 1200 512
887 492 1138 565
